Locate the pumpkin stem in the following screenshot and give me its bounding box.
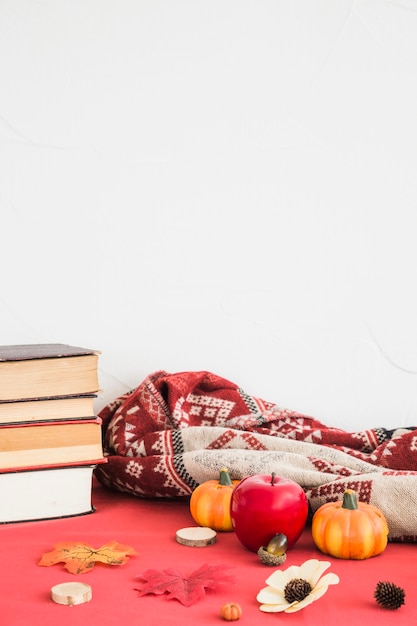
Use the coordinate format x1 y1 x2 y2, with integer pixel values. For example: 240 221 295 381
218 467 233 486
342 489 359 510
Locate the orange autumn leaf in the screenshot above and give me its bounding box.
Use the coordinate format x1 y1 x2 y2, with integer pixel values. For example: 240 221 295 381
38 540 137 574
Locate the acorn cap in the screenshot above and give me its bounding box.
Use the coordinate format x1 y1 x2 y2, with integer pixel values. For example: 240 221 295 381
257 546 287 566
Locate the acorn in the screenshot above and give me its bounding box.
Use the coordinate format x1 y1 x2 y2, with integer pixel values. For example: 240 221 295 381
266 533 288 556
257 533 288 566
374 581 405 610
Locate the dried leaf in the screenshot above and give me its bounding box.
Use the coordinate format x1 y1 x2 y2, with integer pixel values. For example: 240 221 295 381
135 563 235 606
38 540 137 574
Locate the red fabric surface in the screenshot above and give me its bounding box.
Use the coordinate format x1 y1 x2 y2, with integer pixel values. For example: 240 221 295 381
1 479 416 625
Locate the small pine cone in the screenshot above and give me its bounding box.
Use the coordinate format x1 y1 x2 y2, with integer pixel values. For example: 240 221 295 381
374 581 405 610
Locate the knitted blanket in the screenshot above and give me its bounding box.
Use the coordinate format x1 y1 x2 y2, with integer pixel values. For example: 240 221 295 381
95 370 417 542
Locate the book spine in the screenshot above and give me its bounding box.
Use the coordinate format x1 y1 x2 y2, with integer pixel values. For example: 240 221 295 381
0 458 107 474
0 416 102 429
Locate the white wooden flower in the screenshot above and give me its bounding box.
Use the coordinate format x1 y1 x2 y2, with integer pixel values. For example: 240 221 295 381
257 558 339 613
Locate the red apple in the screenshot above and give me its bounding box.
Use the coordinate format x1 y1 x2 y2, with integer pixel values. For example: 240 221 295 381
230 473 308 552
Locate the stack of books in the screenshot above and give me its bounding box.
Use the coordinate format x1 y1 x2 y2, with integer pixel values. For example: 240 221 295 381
0 343 106 523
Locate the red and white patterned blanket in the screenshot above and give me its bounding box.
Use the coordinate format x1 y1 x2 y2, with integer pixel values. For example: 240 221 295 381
95 370 417 542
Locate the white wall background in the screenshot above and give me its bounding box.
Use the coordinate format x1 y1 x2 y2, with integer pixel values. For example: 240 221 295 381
1 0 417 431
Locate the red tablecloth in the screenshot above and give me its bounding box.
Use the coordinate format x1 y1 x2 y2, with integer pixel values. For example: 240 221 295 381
1 479 416 625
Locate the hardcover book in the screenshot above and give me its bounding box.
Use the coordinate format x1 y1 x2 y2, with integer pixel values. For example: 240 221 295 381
0 344 100 401
0 464 97 523
0 417 105 470
0 394 97 425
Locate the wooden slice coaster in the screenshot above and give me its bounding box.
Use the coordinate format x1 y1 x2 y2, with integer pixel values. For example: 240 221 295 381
176 526 217 547
51 581 92 606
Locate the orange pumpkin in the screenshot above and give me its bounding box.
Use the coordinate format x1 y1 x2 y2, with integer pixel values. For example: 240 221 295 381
220 602 242 621
190 468 239 532
311 489 389 559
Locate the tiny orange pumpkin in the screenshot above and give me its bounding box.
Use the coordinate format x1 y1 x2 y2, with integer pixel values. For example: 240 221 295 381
311 489 389 559
220 602 242 621
190 468 239 532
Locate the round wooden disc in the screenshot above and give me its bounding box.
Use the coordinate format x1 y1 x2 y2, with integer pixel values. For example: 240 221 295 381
51 582 92 606
176 526 217 547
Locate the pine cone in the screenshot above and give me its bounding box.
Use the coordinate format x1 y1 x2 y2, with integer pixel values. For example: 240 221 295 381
374 581 405 610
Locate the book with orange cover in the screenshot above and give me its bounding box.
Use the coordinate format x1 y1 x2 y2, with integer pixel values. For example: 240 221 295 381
0 417 105 470
0 343 100 401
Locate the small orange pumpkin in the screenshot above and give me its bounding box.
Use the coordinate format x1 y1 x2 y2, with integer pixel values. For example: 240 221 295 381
220 602 242 621
311 489 389 559
190 468 239 532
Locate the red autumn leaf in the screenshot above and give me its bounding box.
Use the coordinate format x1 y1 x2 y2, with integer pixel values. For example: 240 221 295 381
135 563 235 606
38 540 137 574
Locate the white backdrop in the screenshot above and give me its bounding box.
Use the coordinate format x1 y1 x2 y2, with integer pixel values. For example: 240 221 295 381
1 0 417 431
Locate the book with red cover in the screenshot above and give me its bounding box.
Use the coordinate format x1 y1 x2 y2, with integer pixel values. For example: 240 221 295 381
0 343 100 401
0 417 105 470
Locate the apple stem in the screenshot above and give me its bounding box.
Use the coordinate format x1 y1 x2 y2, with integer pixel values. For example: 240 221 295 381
271 472 276 486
